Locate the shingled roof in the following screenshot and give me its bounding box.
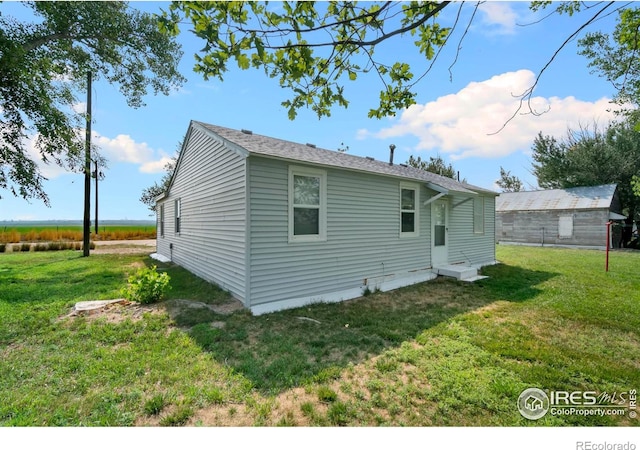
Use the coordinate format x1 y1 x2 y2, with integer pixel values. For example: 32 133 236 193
193 121 494 196
496 184 618 211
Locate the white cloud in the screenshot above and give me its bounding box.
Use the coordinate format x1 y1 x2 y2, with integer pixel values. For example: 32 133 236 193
140 156 173 174
478 2 519 35
71 102 86 114
92 132 170 173
92 132 155 164
366 70 617 160
22 131 170 179
24 135 73 179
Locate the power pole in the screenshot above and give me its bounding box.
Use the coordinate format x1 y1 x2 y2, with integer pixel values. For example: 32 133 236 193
83 71 92 257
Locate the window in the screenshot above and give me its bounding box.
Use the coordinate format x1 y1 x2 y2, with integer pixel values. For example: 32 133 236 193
473 197 484 234
289 167 326 242
559 215 573 238
175 199 181 234
159 203 165 237
400 184 419 237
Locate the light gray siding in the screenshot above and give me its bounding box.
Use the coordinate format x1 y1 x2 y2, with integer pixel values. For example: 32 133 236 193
157 126 247 302
247 156 434 307
448 194 496 266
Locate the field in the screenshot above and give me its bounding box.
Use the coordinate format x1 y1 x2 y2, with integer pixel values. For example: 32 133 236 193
0 245 638 426
0 221 156 243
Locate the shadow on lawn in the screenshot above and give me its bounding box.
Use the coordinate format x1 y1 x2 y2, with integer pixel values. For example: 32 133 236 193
160 261 558 394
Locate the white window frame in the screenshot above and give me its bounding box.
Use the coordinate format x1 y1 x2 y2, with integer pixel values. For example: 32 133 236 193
288 166 327 243
175 198 181 234
473 196 484 234
400 183 419 238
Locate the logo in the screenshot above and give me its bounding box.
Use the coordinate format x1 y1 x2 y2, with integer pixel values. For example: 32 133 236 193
518 387 550 420
518 388 637 420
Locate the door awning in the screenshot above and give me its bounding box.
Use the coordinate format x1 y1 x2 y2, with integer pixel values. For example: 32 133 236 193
425 181 478 196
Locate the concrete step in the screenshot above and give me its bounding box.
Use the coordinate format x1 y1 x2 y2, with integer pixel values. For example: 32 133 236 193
435 264 478 280
460 275 489 283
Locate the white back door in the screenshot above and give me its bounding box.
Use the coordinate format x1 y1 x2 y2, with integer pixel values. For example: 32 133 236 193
431 199 448 266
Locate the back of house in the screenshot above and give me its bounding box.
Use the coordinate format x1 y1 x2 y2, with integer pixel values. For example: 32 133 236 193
156 121 497 314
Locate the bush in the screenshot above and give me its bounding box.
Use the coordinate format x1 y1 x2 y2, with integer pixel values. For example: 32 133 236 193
122 265 170 304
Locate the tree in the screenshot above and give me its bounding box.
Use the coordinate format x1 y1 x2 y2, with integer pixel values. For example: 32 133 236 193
579 6 640 111
497 167 524 192
0 1 185 204
140 141 182 212
162 1 630 122
531 120 640 246
161 1 451 120
531 132 571 189
633 175 640 198
406 154 460 180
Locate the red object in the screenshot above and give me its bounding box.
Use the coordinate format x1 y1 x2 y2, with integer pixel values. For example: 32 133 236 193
605 221 612 272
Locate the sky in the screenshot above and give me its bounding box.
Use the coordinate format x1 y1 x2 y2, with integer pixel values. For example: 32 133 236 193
0 1 628 221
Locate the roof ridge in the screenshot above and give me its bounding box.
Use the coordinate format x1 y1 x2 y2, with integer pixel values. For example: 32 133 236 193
194 121 494 196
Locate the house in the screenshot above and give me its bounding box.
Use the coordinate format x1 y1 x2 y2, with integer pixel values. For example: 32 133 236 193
496 184 625 249
155 121 497 315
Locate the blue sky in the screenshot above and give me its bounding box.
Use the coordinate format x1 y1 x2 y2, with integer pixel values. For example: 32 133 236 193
0 1 625 221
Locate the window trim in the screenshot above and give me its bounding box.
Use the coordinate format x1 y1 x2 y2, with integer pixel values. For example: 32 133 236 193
400 183 419 238
288 166 327 243
473 196 484 235
175 198 181 234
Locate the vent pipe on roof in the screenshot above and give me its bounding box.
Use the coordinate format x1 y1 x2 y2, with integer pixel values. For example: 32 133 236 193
241 129 253 135
306 143 316 148
389 144 396 165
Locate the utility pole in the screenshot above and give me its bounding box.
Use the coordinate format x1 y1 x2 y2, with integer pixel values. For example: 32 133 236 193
83 71 92 257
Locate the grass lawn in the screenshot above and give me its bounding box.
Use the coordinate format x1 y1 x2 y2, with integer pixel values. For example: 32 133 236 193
0 246 638 426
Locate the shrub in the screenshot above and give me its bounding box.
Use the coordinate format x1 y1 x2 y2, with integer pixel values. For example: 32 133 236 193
122 265 170 304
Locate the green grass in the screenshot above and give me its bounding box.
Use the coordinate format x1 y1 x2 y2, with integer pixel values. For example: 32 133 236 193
0 246 638 426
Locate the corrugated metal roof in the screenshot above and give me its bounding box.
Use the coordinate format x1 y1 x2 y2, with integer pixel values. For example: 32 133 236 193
193 121 496 196
496 184 617 212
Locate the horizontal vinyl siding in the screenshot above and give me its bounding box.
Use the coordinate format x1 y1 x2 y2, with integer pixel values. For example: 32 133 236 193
158 127 246 301
156 200 171 256
447 194 496 266
248 157 432 306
